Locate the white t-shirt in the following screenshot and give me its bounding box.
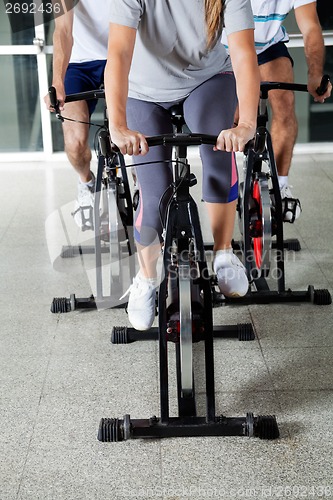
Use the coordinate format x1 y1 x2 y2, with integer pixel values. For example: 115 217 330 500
109 0 254 102
70 0 111 63
222 0 316 54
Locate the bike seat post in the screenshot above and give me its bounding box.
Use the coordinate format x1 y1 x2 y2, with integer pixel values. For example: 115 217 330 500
169 104 190 197
258 88 269 128
170 103 186 134
103 105 108 129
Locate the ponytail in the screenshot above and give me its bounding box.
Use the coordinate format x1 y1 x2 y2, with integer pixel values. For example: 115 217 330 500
205 0 224 49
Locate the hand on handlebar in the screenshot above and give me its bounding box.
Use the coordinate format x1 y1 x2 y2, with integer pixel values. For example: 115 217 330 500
44 84 66 112
308 74 332 103
109 127 149 156
214 123 255 153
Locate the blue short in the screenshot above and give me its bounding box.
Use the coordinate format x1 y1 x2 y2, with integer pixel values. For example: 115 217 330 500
64 60 106 116
257 42 294 67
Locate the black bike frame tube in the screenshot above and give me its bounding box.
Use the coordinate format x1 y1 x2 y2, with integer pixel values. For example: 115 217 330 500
189 199 216 422
158 204 178 423
176 341 197 417
266 132 286 292
243 148 255 279
118 153 136 281
94 152 105 302
118 153 133 229
158 272 170 423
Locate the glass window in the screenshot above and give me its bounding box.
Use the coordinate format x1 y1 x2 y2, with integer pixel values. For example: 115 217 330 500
44 17 54 45
0 0 63 44
283 8 299 34
0 1 35 44
277 2 333 143
317 0 333 31
0 55 43 152
287 46 333 143
283 1 333 33
309 46 333 142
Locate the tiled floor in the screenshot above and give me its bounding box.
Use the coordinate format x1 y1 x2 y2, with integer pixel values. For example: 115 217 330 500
0 152 332 500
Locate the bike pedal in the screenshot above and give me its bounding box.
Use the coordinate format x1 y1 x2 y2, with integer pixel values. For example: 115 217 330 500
282 197 301 224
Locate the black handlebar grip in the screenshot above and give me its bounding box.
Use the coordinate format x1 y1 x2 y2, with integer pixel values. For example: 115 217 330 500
48 86 64 121
316 74 330 96
98 129 117 157
48 86 58 109
110 141 120 154
253 126 266 154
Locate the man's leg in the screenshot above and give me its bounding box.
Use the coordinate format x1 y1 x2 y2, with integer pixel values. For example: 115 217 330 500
62 100 95 229
259 56 301 221
259 56 297 178
62 100 93 183
63 61 106 228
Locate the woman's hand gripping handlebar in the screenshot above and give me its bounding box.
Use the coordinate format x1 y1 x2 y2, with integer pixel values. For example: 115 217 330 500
110 125 256 157
109 132 263 157
215 123 256 153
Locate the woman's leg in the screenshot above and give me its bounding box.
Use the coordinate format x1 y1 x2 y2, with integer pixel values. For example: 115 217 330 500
184 73 248 296
127 98 173 279
205 200 238 251
184 72 238 250
123 99 174 330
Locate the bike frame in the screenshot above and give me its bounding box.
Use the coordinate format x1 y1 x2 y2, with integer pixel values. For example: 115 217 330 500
102 123 279 441
49 87 135 312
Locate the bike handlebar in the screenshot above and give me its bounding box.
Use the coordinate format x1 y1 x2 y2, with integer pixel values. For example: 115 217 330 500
260 74 330 97
49 74 330 111
48 75 330 156
143 133 217 148
48 86 61 118
108 134 216 155
65 89 105 103
48 86 105 119
49 86 105 106
316 74 331 96
110 132 266 155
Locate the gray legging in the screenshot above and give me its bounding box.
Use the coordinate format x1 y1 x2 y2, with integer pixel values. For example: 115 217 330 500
126 72 238 246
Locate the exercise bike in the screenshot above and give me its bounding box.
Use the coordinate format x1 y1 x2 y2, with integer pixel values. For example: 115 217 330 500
98 105 280 442
48 86 136 312
228 76 332 306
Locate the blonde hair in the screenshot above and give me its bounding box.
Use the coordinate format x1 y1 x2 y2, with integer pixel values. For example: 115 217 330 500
205 0 224 49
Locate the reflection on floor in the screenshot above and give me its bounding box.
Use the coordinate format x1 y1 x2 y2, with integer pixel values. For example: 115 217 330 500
0 153 332 499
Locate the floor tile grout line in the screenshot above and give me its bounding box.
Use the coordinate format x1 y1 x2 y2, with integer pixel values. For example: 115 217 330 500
248 307 289 436
0 204 21 245
15 315 60 500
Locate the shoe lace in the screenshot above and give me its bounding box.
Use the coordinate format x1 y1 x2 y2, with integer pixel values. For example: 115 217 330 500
231 253 245 268
280 185 294 199
78 182 95 198
119 283 134 301
215 253 244 275
119 276 152 301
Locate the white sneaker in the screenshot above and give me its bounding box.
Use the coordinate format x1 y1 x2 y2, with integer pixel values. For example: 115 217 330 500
120 273 157 331
280 185 301 223
213 249 249 297
72 172 95 230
